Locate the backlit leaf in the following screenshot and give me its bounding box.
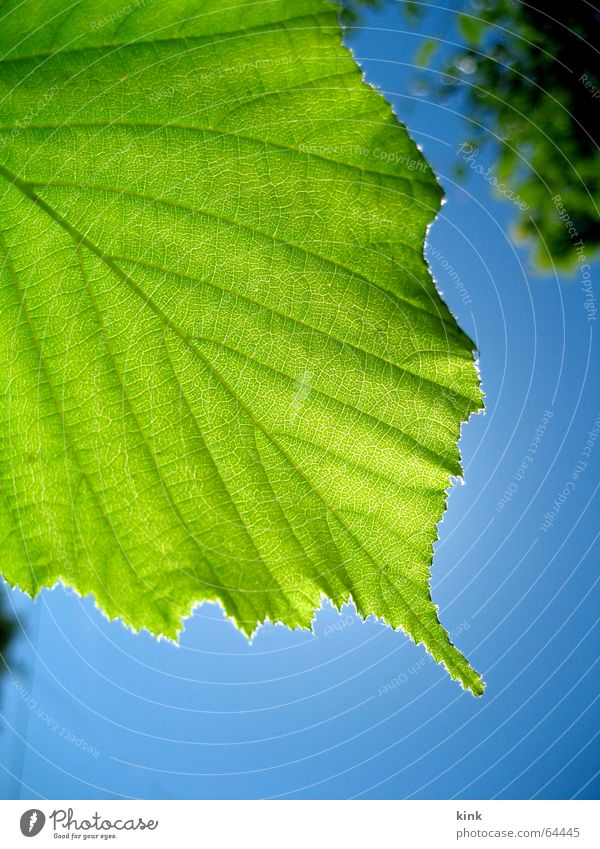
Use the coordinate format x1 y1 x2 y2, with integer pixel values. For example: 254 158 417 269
0 0 483 693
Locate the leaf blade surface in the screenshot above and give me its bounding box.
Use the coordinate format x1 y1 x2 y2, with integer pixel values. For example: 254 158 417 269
0 0 483 693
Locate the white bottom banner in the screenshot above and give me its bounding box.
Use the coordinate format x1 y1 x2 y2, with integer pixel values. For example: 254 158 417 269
0 800 597 847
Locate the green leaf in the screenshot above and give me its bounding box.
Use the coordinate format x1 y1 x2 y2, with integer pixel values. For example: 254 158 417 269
458 14 485 48
0 0 484 694
414 39 439 69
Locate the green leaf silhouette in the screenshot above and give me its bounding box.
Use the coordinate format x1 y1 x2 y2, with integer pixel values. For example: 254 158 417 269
0 0 483 694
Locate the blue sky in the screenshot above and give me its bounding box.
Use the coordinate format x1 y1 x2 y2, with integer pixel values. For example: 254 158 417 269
1 0 598 800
